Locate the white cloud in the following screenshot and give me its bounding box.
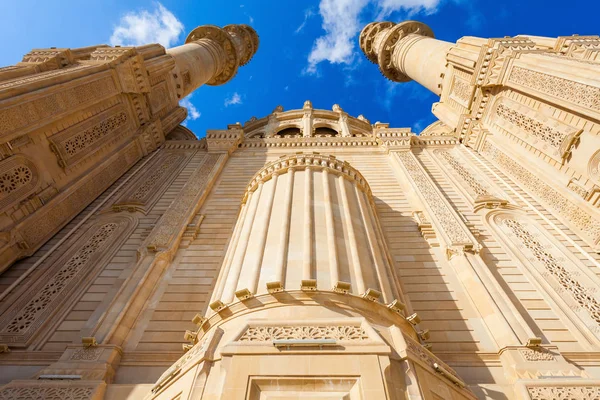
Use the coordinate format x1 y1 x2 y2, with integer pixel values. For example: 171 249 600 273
306 0 442 74
295 8 315 34
110 2 184 48
180 95 201 126
224 92 243 107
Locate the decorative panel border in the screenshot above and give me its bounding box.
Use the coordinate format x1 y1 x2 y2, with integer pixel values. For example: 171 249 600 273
0 214 137 346
0 155 39 213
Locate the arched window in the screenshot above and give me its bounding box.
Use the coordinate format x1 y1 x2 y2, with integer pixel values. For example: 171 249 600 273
276 127 301 138
315 127 338 137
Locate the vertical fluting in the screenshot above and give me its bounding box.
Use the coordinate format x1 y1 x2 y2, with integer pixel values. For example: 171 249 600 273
338 174 365 293
221 183 263 303
356 187 393 302
247 174 278 293
274 169 295 284
212 153 396 302
303 167 313 280
211 199 250 302
322 169 339 286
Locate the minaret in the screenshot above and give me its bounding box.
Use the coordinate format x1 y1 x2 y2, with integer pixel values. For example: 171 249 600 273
361 20 600 393
0 24 258 271
360 20 600 251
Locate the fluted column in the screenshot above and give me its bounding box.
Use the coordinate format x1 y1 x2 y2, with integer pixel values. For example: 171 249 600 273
360 21 451 95
167 24 259 96
213 153 397 301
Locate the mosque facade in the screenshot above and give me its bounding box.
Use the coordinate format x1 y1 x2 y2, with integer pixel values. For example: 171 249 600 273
0 18 599 400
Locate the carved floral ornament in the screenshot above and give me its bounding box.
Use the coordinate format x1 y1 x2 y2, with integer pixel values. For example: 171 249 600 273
0 155 38 213
243 153 372 203
0 215 136 345
238 325 370 342
493 213 600 333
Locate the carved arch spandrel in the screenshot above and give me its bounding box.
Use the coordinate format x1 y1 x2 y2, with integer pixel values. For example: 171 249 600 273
0 155 39 214
0 213 137 347
486 210 600 348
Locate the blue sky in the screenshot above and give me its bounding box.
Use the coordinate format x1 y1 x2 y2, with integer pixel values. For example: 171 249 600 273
2 0 599 137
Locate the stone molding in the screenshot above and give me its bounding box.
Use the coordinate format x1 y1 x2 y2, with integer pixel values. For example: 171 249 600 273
0 214 137 346
243 153 372 202
393 151 479 252
142 153 224 253
483 141 600 249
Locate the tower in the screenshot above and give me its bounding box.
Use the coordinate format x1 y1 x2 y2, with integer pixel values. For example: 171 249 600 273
1 15 600 400
361 20 600 398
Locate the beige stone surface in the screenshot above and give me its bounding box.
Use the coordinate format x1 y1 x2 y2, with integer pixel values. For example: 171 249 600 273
1 16 600 400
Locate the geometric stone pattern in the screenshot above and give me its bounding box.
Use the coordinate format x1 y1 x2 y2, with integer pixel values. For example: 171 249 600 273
484 142 600 244
238 326 370 342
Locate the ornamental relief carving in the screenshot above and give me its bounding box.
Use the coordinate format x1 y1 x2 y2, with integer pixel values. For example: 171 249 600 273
113 152 187 213
449 76 472 106
433 149 492 200
483 142 600 246
508 66 600 112
0 155 39 213
396 152 473 246
20 143 140 248
519 348 556 362
0 215 136 345
527 386 600 400
491 97 581 162
0 386 95 400
144 153 222 252
0 75 119 138
494 214 600 333
49 104 131 168
238 326 370 342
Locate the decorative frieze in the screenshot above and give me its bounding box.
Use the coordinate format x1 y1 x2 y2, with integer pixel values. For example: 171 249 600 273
144 154 222 252
508 66 600 112
449 76 472 105
491 97 581 161
519 348 556 362
527 386 600 400
0 156 38 213
0 386 95 400
0 74 118 138
0 216 134 345
434 149 491 198
238 326 370 342
0 64 91 92
49 104 131 168
483 142 600 246
500 216 600 328
113 152 185 213
395 152 473 246
70 347 103 361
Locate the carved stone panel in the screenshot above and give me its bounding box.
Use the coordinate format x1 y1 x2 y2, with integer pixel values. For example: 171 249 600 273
483 142 600 248
508 66 600 113
0 155 39 213
113 151 188 213
49 103 132 168
0 73 119 139
490 97 581 162
0 215 136 346
395 151 474 247
494 214 600 336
